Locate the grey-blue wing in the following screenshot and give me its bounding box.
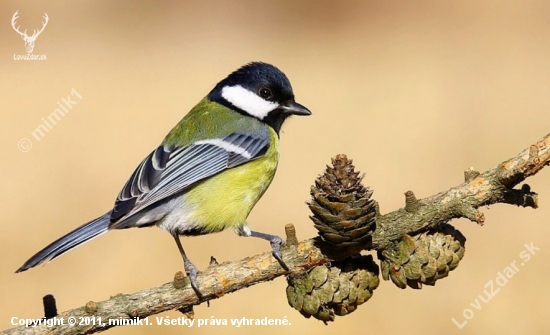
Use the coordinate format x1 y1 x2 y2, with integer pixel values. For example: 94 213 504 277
109 129 270 227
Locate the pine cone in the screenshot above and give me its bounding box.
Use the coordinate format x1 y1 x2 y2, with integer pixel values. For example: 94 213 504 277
286 255 380 323
379 222 466 289
308 154 376 248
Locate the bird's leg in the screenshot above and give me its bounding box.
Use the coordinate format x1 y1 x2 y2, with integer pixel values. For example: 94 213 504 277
172 234 203 299
249 230 289 271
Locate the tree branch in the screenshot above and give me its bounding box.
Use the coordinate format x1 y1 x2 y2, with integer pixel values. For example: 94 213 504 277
3 133 549 335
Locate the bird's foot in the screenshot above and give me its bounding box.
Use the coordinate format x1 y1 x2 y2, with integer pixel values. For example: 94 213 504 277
269 235 289 270
184 260 203 299
172 234 203 299
250 231 289 271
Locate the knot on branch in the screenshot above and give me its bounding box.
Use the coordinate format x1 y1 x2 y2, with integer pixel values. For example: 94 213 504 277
374 201 381 217
404 190 420 213
498 145 542 186
503 184 538 208
84 301 97 314
43 294 58 319
173 271 188 289
285 224 299 246
209 256 219 266
461 206 485 225
464 167 480 182
177 306 195 318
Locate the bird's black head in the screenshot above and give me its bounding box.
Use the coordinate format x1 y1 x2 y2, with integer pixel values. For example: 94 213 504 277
208 62 311 134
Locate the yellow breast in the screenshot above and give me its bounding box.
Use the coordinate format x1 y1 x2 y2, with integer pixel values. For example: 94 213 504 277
182 127 279 233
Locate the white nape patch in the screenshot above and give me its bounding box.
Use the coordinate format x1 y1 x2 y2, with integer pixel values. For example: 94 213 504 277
221 85 279 119
196 138 252 159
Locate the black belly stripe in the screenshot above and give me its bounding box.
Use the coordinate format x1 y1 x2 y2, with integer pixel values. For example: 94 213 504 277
177 225 225 236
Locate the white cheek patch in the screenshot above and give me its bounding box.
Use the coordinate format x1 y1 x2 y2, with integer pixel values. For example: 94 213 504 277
195 138 253 159
221 85 279 119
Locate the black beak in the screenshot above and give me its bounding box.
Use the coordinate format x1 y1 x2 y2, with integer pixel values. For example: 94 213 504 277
281 101 311 116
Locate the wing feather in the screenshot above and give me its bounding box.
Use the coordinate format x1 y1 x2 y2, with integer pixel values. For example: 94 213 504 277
109 129 269 226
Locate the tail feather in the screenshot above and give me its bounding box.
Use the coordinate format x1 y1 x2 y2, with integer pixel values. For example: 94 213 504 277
16 212 111 273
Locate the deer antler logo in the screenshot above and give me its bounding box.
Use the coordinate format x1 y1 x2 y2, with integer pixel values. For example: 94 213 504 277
11 11 49 54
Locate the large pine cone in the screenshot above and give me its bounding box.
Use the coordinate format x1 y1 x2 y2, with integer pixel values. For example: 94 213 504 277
286 255 380 323
308 154 376 248
379 222 466 289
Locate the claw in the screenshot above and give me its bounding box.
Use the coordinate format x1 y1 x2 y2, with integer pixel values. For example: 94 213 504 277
173 234 204 299
250 231 289 271
184 262 203 299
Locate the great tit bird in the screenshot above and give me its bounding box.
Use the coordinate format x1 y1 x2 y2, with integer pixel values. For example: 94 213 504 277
16 62 311 297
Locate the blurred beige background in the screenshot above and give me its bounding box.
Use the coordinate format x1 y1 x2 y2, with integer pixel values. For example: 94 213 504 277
2 1 550 334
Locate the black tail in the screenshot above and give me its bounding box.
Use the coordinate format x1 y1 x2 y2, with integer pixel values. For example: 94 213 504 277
16 212 111 273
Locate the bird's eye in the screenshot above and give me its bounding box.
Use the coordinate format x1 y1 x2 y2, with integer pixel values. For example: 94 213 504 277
259 88 272 100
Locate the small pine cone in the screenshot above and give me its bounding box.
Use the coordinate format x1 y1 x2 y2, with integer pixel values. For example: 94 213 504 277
308 154 376 249
378 222 466 289
286 255 380 323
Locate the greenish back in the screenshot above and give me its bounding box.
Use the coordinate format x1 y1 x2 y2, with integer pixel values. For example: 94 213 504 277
164 98 267 146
